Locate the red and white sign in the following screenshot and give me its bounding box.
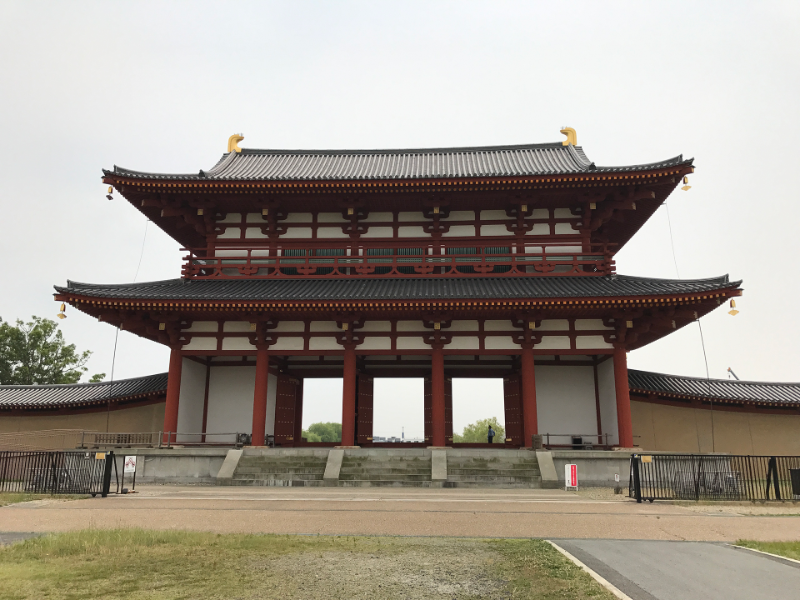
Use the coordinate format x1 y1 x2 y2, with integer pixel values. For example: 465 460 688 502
565 463 578 489
123 456 137 474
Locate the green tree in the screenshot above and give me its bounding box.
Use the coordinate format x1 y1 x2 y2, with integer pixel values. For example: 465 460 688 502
453 417 505 443
302 422 342 443
0 316 105 385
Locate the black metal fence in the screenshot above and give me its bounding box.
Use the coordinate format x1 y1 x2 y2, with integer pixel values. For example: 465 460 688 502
629 454 800 503
0 451 114 497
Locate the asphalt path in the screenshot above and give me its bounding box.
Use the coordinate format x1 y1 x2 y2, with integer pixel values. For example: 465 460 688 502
1 486 799 541
555 540 800 600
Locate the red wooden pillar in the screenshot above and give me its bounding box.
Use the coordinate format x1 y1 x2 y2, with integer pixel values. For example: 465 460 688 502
162 347 183 443
520 347 538 447
431 346 446 447
614 345 634 448
341 347 357 446
423 378 433 444
251 349 270 446
444 377 453 445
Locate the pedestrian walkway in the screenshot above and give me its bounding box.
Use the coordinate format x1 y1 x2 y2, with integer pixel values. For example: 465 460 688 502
554 540 800 600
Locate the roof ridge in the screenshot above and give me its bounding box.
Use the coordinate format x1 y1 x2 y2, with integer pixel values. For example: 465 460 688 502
0 372 168 391
236 141 567 156
630 368 800 387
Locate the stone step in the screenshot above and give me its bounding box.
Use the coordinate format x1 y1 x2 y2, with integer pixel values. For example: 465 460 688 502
338 467 431 474
236 466 326 474
238 460 328 467
233 473 324 481
448 468 540 476
229 478 326 487
339 473 431 481
446 475 542 484
444 481 542 489
339 480 434 488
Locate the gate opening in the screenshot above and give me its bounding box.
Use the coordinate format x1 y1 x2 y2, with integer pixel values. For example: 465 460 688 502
301 378 343 443
372 378 425 444
452 378 505 445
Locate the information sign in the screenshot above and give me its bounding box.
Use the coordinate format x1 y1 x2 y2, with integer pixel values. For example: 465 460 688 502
565 463 578 490
124 456 137 474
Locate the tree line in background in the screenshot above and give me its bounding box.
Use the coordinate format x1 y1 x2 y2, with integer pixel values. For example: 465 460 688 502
0 316 104 385
301 417 505 444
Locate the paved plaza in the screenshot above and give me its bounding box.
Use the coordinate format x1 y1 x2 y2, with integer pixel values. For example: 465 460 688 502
2 486 799 542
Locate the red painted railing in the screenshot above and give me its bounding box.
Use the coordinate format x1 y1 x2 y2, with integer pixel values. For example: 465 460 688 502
181 244 615 279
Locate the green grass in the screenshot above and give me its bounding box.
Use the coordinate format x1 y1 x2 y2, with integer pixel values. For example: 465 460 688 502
736 540 800 561
0 529 616 600
0 493 88 507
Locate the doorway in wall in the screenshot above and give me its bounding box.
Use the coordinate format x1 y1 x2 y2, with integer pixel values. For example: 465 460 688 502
301 378 343 443
372 378 424 444
451 378 505 444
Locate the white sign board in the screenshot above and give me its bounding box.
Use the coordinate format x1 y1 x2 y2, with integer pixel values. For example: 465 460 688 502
123 456 137 474
565 463 578 490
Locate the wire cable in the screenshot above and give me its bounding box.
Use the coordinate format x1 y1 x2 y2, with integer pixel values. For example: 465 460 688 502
664 201 715 452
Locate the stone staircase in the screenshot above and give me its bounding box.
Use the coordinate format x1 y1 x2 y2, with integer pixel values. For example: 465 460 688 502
229 449 328 486
338 451 433 487
445 450 541 488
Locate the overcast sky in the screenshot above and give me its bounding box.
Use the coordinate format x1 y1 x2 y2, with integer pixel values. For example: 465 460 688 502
2 1 798 438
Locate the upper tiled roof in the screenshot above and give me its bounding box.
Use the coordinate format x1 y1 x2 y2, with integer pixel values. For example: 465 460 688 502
105 142 691 182
56 274 738 302
0 373 168 410
629 370 800 407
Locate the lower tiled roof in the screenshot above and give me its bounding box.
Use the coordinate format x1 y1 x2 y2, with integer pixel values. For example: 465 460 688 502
629 370 800 407
55 274 739 302
0 373 168 410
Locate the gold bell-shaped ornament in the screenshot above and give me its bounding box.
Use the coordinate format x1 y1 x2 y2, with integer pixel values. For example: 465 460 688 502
681 176 691 191
728 300 739 316
56 303 67 319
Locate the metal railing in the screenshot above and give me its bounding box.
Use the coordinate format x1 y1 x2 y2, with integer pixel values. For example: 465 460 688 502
0 451 114 497
78 431 251 449
543 433 613 450
181 243 616 279
629 454 800 503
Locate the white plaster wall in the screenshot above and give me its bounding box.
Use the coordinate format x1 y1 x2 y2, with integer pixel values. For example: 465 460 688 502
309 337 343 350
398 226 426 237
480 225 512 236
525 224 550 235
397 321 425 332
205 366 256 443
575 319 608 330
449 337 480 350
362 212 393 222
282 228 312 238
536 336 571 350
245 213 263 223
442 225 476 237
222 338 255 351
538 320 569 331
480 210 508 220
596 359 619 446
360 321 392 332
447 320 479 332
396 338 429 350
554 223 577 234
183 337 217 351
318 212 348 222
271 338 305 351
219 213 242 223
273 322 305 332
245 228 268 238
398 211 425 221
317 227 348 238
310 321 342 332
575 336 613 349
535 366 598 444
186 321 218 333
223 322 253 332
361 227 394 238
359 337 392 350
484 336 519 350
484 320 512 331
283 213 313 223
176 358 207 443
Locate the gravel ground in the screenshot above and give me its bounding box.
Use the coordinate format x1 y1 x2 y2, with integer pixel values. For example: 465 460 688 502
261 538 506 599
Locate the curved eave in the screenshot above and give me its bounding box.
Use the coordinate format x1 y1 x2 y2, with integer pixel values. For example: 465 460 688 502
630 388 800 410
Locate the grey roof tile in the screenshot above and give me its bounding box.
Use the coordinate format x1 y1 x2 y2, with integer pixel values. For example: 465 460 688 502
55 275 738 302
0 373 168 410
629 370 800 406
105 142 692 182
